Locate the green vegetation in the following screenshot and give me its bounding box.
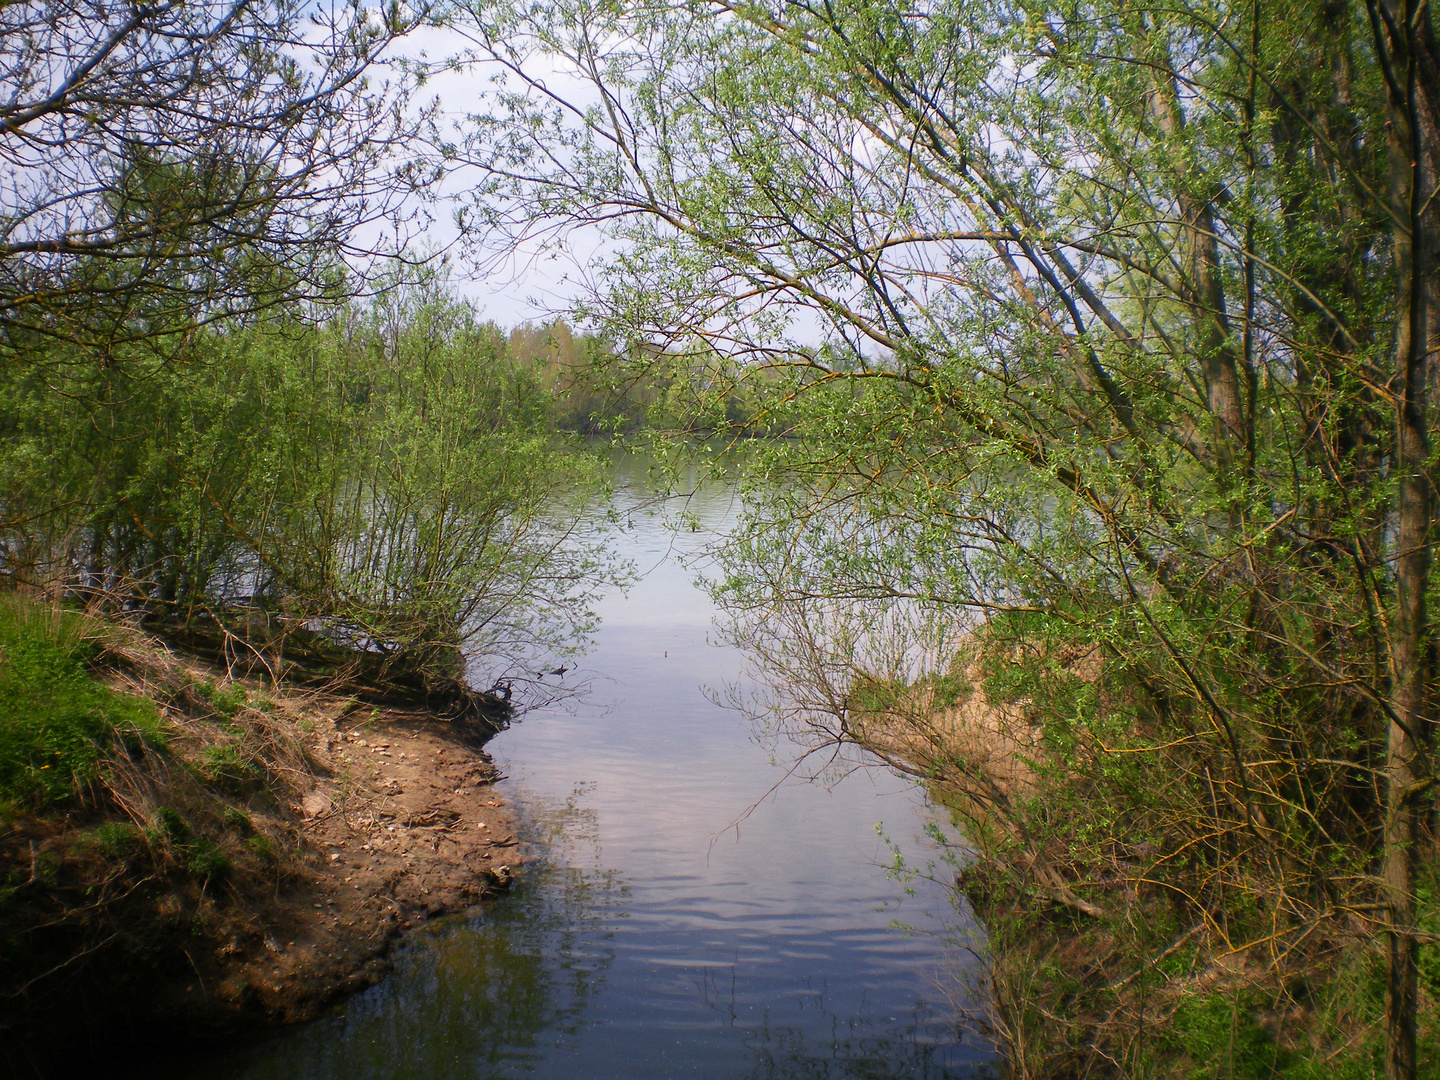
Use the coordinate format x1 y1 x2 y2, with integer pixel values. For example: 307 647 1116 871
244 834 278 866
0 592 364 1050
437 0 1440 1074
507 319 782 436
0 600 164 812
196 681 248 721
0 2 632 1066
6 0 1440 1073
92 822 143 859
0 1 626 708
0 270 627 701
197 744 264 796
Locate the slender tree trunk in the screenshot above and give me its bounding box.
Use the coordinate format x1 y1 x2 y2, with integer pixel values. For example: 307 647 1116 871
1137 39 1249 473
1373 1 1440 1076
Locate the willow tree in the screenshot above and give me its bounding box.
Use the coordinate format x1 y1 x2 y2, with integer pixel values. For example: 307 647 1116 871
442 0 1438 1072
0 0 428 359
0 270 624 705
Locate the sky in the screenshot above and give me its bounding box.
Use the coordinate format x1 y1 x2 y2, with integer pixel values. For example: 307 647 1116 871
381 19 607 330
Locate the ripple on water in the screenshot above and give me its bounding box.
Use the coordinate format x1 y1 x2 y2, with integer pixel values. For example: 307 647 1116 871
128 460 997 1080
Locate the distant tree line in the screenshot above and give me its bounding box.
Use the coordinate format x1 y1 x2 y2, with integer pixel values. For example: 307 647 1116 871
0 3 630 709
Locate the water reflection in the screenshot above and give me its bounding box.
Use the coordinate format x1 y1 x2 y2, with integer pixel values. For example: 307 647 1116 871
701 970 967 1080
133 456 994 1079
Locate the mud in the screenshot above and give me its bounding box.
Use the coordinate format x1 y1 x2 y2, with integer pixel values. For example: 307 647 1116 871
166 698 524 1026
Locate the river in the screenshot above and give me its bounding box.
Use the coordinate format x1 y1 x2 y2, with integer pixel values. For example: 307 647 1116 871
142 458 994 1079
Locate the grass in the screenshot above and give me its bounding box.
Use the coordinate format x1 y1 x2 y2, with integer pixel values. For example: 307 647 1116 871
0 597 166 812
195 677 247 718
198 743 264 794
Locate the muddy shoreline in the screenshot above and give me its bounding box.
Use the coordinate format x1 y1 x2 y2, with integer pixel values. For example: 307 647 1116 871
0 644 524 1080
175 697 525 1028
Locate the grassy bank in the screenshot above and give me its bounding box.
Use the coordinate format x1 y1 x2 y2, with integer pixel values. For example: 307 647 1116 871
0 595 305 1061
846 640 1440 1079
0 595 516 1077
0 599 167 817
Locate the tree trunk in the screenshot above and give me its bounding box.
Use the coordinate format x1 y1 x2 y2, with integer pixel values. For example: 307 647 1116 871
1372 1 1440 1076
1137 35 1249 473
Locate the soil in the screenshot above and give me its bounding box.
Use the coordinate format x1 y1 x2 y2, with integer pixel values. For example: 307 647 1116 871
173 696 525 1027
0 657 525 1080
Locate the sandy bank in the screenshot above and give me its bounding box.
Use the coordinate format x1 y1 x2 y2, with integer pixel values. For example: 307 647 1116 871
180 696 524 1025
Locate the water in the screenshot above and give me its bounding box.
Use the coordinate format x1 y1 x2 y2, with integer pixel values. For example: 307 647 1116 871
142 460 994 1079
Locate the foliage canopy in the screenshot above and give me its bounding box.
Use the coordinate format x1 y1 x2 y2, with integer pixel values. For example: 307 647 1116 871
0 273 626 705
0 0 428 357
440 0 1440 1072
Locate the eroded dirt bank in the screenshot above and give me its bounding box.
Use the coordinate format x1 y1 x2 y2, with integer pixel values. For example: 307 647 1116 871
189 698 524 1023
0 636 523 1080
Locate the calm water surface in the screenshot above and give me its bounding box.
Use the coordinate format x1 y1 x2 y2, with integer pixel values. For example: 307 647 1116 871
149 462 993 1079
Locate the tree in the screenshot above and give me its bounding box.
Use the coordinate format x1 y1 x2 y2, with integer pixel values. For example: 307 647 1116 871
0 0 428 357
0 269 626 707
440 0 1439 1073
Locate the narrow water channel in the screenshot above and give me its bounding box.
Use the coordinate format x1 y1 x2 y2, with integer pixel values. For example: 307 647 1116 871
153 459 994 1079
